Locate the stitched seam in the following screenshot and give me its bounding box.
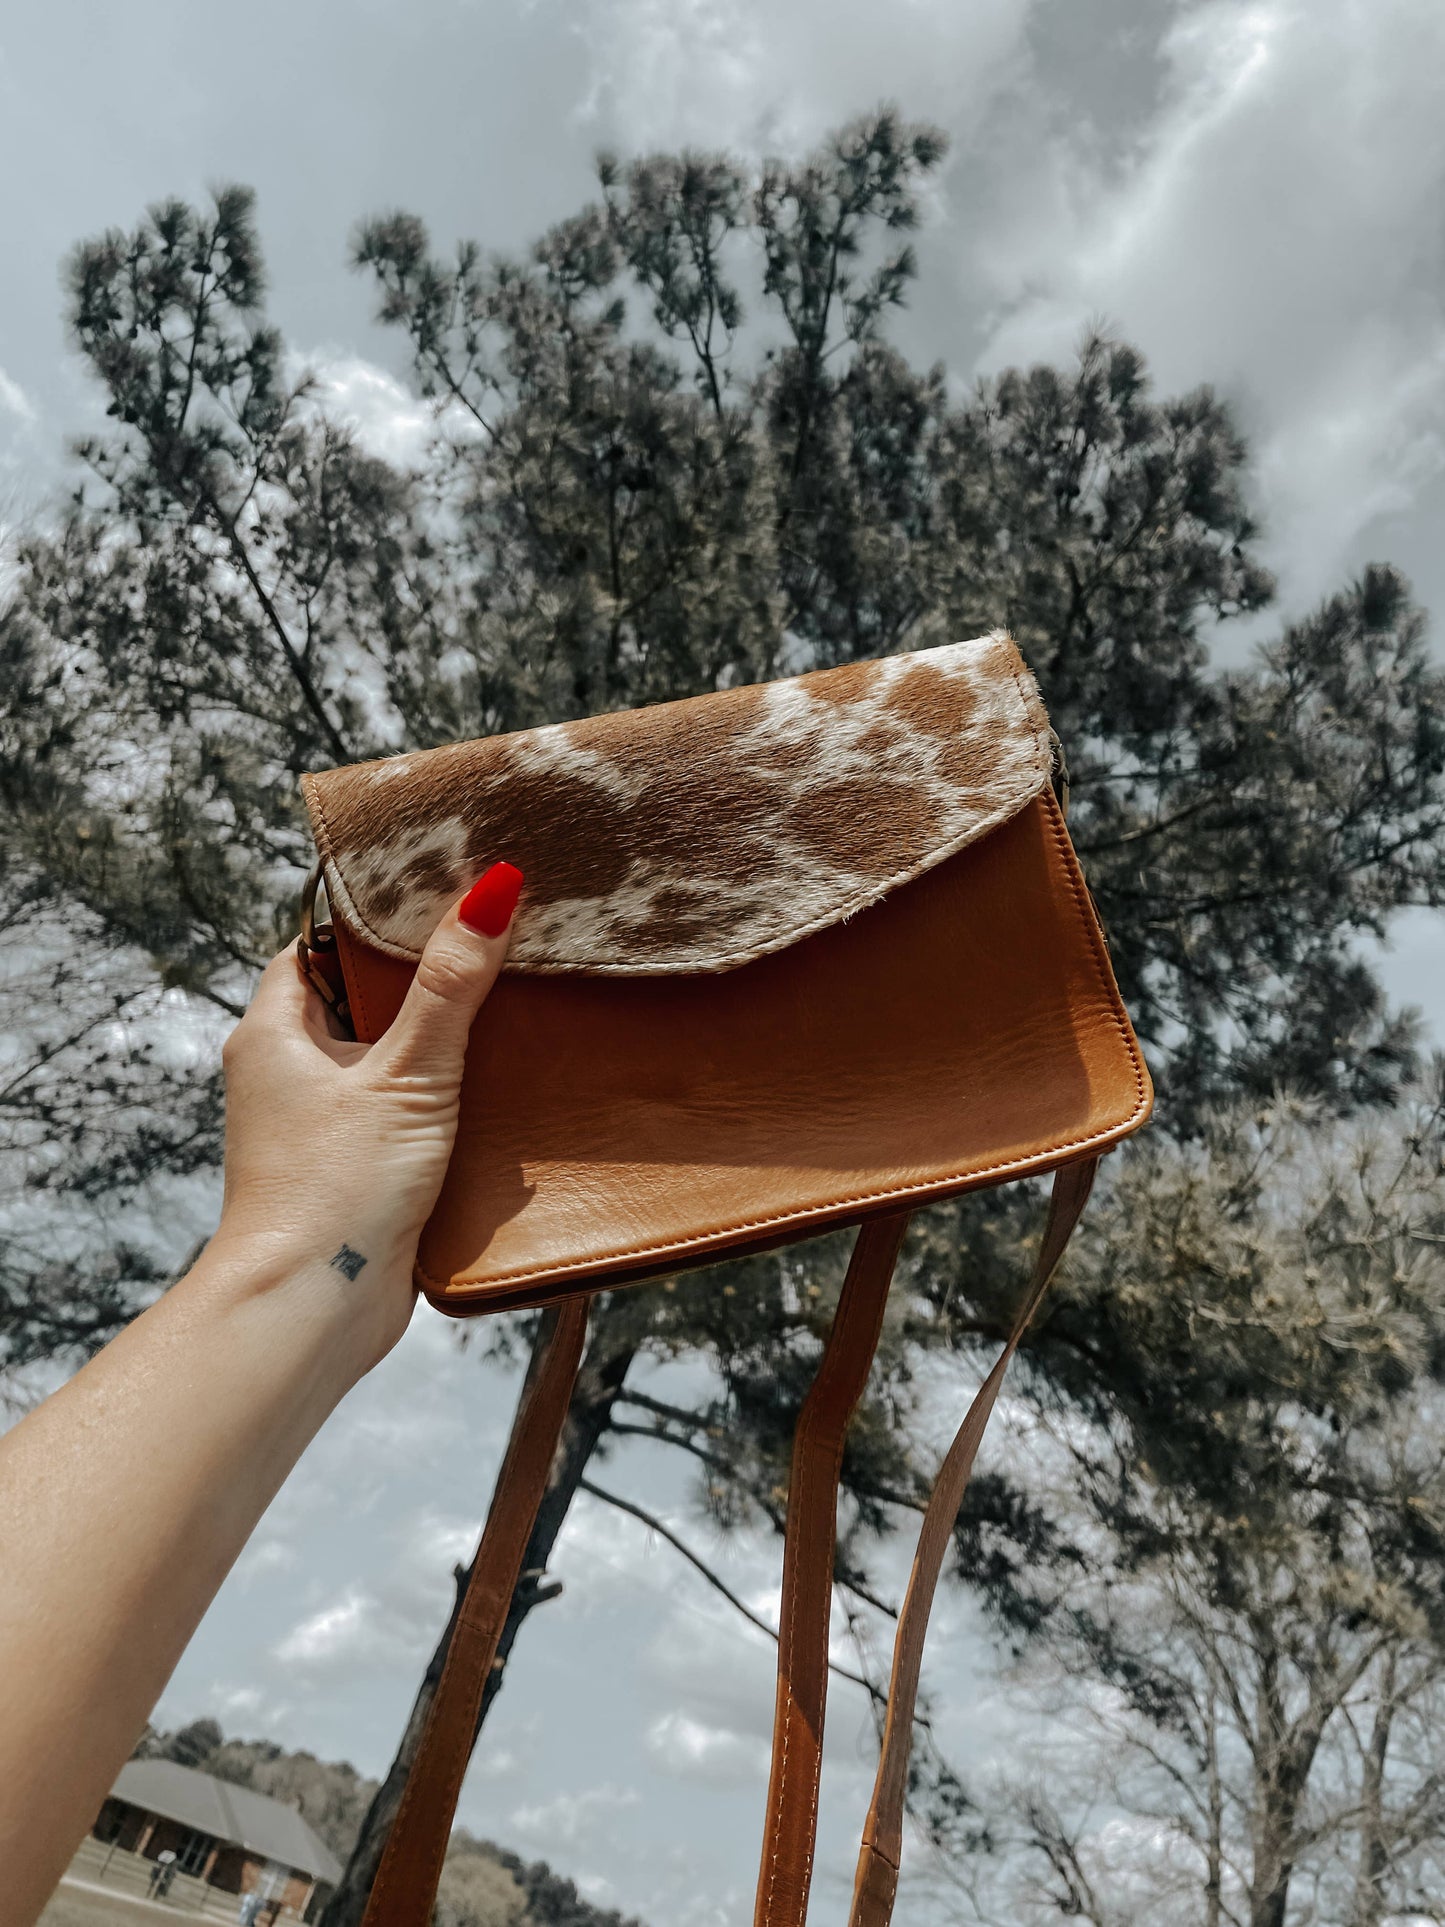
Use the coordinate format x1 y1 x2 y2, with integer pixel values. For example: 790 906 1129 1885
418 1101 1148 1299
368 1604 481 1919
304 639 1053 973
761 1268 866 1925
422 790 1148 1298
1038 784 1149 1125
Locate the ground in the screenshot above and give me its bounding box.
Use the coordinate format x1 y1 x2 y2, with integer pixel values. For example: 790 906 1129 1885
39 1880 214 1927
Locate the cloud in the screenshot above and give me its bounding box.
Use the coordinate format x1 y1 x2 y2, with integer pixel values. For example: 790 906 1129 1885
287 349 441 470
0 367 36 424
969 0 1445 615
506 1781 641 1847
233 1537 301 1586
273 1587 379 1666
645 1709 769 1785
570 0 1035 157
204 1683 274 1723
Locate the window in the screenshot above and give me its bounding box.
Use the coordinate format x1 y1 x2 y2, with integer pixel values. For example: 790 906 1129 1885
175 1829 214 1876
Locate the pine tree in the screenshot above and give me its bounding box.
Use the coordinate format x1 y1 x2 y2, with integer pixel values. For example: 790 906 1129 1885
2 110 1443 1917
929 1082 1445 1926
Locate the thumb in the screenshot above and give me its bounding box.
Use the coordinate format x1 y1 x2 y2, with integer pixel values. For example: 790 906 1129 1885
378 862 524 1081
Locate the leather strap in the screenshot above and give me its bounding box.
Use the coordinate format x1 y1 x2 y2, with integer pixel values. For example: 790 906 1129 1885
360 1296 590 1927
753 1212 911 1927
849 1156 1098 1926
362 1159 1094 1923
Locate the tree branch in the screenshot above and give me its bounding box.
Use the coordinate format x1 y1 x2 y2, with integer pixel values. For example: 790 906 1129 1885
578 1476 905 1713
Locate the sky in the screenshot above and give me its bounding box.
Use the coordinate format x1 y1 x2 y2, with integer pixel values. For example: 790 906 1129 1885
3 2 1444 1922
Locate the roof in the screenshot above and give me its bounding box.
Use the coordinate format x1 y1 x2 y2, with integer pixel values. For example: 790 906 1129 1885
110 1759 343 1884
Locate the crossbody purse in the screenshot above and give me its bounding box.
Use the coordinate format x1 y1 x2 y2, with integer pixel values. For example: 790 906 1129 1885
297 630 1152 1926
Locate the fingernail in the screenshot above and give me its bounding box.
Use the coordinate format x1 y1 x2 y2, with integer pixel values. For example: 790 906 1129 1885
458 867 527 940
459 861 524 937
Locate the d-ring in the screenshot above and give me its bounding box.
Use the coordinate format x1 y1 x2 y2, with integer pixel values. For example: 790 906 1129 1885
299 858 335 952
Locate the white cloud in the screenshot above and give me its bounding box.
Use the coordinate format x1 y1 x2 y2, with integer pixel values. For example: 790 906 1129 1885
646 1709 770 1784
273 1586 378 1666
570 0 1035 156
233 1537 301 1585
506 1781 641 1846
288 349 439 470
0 367 36 423
970 0 1445 616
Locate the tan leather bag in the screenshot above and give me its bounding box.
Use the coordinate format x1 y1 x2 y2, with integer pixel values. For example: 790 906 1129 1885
298 631 1152 1927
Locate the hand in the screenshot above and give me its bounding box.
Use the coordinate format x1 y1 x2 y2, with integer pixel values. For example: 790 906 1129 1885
0 859 526 1919
213 861 524 1375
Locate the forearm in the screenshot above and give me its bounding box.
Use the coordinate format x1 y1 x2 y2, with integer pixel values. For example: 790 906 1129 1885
0 884 518 1925
0 1236 378 1926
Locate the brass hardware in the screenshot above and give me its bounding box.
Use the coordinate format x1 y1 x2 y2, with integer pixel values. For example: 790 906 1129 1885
299 858 334 952
296 859 352 1031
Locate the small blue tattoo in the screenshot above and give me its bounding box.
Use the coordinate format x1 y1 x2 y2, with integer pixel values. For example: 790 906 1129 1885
330 1244 368 1281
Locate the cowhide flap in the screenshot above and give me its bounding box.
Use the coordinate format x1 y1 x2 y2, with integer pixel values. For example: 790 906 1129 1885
300 631 1053 976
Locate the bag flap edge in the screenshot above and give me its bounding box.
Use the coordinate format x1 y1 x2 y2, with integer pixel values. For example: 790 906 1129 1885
301 630 1054 976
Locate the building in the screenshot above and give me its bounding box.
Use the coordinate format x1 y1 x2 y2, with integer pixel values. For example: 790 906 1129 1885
92 1758 343 1917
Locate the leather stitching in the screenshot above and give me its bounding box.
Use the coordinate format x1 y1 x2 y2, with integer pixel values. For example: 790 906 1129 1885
418 1110 1142 1299
365 1305 586 1924
760 1227 889 1926
419 787 1150 1302
367 1581 484 1920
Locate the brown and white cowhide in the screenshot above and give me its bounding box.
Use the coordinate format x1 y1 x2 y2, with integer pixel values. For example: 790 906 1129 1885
301 631 1052 975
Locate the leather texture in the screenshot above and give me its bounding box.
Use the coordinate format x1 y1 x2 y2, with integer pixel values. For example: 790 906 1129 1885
297 631 1155 1926
755 1212 910 1927
360 1299 588 1927
302 631 1050 973
848 1158 1096 1926
351 1170 1097 1927
330 790 1148 1313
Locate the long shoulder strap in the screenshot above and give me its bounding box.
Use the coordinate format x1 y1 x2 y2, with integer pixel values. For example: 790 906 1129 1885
753 1211 912 1927
754 1159 1097 1927
361 1296 590 1927
849 1156 1097 1926
364 1160 1094 1927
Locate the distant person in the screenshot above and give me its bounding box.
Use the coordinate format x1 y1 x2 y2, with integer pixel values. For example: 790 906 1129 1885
238 1891 263 1927
147 1848 177 1897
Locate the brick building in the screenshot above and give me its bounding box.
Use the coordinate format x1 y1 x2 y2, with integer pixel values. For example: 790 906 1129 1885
92 1757 342 1917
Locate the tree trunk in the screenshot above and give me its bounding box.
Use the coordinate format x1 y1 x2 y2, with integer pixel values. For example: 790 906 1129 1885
1248 1642 1299 1927
321 1296 640 1927
1204 1684 1224 1927
1349 1648 1397 1927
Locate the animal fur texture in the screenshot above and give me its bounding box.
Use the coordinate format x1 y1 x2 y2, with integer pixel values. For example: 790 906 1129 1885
301 631 1053 975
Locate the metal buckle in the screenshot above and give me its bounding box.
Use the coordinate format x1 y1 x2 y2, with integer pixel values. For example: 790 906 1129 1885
296 860 352 1029
299 858 334 953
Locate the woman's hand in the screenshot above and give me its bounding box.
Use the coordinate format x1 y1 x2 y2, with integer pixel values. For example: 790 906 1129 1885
0 861 524 1925
214 860 525 1375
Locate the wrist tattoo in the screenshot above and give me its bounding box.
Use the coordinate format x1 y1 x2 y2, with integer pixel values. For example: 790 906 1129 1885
329 1243 369 1281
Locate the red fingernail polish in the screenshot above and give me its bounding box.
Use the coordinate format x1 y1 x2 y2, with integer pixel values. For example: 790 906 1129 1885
459 862 524 936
